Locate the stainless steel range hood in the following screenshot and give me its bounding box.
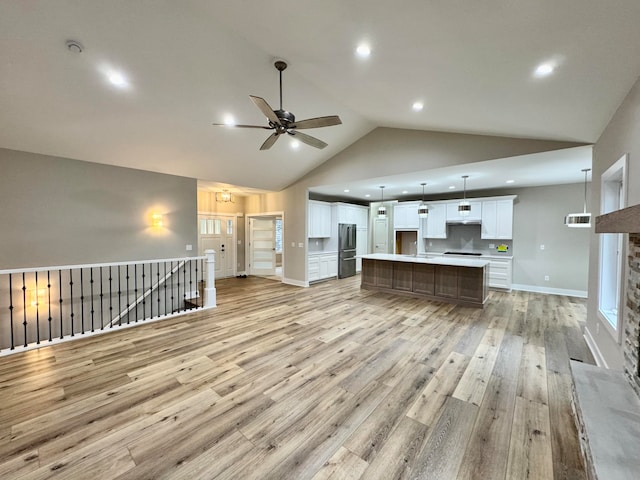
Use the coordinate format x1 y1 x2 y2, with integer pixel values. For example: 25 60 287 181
446 218 482 225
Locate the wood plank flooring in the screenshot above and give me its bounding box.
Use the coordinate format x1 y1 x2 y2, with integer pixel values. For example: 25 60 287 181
0 275 593 479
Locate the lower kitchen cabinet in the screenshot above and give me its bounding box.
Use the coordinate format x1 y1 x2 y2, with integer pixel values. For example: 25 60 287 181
488 258 512 290
308 253 338 283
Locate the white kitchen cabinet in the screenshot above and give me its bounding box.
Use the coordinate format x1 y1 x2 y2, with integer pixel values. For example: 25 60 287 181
308 200 332 238
481 199 514 239
309 252 338 282
445 201 482 222
393 203 419 229
422 203 447 238
337 204 368 228
308 256 320 282
488 257 512 290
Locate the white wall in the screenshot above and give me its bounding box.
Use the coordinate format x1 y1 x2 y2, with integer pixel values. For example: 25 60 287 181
587 76 640 369
0 148 197 269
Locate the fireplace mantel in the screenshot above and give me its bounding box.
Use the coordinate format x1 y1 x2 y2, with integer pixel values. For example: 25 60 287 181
595 203 640 233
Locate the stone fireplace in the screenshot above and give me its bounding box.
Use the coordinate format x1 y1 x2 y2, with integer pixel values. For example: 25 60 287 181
595 204 640 397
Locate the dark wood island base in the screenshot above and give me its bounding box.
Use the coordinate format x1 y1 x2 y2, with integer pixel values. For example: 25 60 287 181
361 256 489 308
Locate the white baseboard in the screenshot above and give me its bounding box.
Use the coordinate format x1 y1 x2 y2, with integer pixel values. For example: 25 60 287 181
583 326 608 368
511 284 587 298
283 277 309 288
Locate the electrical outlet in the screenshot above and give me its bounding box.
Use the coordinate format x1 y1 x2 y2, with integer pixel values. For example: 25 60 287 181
540 244 545 250
298 242 304 248
544 275 550 281
489 244 495 249
185 244 192 251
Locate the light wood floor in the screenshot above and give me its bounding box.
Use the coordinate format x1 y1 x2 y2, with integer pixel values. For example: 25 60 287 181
0 275 593 479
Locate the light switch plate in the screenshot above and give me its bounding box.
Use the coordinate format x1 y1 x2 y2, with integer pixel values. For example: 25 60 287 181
298 242 304 248
186 244 192 251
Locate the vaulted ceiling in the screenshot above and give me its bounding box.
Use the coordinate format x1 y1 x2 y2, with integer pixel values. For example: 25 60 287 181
1 1 639 192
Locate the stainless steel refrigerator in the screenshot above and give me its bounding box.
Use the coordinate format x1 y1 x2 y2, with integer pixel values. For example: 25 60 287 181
338 223 357 278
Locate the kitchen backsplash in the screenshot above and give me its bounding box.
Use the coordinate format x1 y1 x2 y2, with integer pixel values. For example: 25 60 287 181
423 224 513 255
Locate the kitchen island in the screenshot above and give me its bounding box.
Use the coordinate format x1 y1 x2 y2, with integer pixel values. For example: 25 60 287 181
360 253 489 307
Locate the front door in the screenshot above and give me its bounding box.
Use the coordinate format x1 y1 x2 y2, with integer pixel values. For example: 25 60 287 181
198 215 235 279
249 217 276 276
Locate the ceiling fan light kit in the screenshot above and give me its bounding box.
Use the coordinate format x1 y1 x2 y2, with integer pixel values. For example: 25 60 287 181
565 168 591 228
213 60 342 150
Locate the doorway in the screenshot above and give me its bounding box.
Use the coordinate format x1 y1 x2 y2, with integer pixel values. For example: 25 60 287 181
198 215 236 279
247 214 284 281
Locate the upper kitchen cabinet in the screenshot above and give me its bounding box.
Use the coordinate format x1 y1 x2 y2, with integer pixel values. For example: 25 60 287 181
336 203 368 228
393 203 420 230
481 197 516 239
422 203 447 238
445 201 482 223
308 200 332 238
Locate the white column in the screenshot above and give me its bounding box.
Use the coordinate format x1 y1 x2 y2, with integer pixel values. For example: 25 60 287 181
204 249 217 308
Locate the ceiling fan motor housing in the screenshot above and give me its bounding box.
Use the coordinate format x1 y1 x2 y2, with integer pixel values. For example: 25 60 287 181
275 109 295 125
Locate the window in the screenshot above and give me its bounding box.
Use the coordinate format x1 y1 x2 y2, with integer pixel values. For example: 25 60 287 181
598 154 627 336
275 218 283 254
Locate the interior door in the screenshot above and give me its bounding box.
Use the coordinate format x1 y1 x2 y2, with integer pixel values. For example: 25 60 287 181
250 217 276 276
198 216 235 279
373 217 388 253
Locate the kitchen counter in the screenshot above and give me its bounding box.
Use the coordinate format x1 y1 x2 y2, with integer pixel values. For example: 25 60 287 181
361 254 489 308
360 253 489 268
422 252 513 260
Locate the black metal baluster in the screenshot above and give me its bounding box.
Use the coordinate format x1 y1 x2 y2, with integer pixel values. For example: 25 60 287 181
35 271 40 344
157 262 161 318
117 265 122 326
189 259 193 310
142 263 146 321
59 270 63 339
69 270 74 337
164 262 168 316
47 271 52 342
175 261 180 313
22 273 27 347
182 261 187 312
125 265 130 325
80 268 85 334
134 264 138 323
90 268 95 332
109 266 113 328
170 261 175 314
99 266 104 330
9 274 14 350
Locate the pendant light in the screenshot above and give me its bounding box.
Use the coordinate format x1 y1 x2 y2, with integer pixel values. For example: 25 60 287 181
565 168 591 228
458 175 471 217
377 186 387 219
418 183 429 218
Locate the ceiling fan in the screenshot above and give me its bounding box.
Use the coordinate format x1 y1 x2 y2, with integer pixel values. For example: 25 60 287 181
213 60 342 150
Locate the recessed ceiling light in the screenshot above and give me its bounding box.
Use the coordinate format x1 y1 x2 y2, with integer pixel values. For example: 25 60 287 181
290 139 300 149
356 44 371 58
506 179 515 184
402 190 409 194
344 189 350 193
107 71 128 88
449 185 456 190
365 194 371 198
412 102 424 112
223 115 235 126
534 62 555 78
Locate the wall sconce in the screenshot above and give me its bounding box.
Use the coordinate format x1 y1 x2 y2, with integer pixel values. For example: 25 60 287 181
30 288 47 307
151 213 164 228
215 190 235 203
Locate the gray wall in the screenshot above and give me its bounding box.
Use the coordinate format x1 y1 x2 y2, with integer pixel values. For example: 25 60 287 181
587 76 640 369
245 127 584 283
0 148 197 269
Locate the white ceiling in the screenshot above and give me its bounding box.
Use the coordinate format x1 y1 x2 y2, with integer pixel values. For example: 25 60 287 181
1 1 639 193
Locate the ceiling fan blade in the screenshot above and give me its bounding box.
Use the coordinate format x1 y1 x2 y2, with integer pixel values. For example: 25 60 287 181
250 95 281 126
260 132 280 150
212 123 272 129
291 115 342 129
288 131 328 149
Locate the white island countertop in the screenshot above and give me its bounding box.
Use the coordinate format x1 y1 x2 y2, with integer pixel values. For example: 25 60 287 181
360 253 489 268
